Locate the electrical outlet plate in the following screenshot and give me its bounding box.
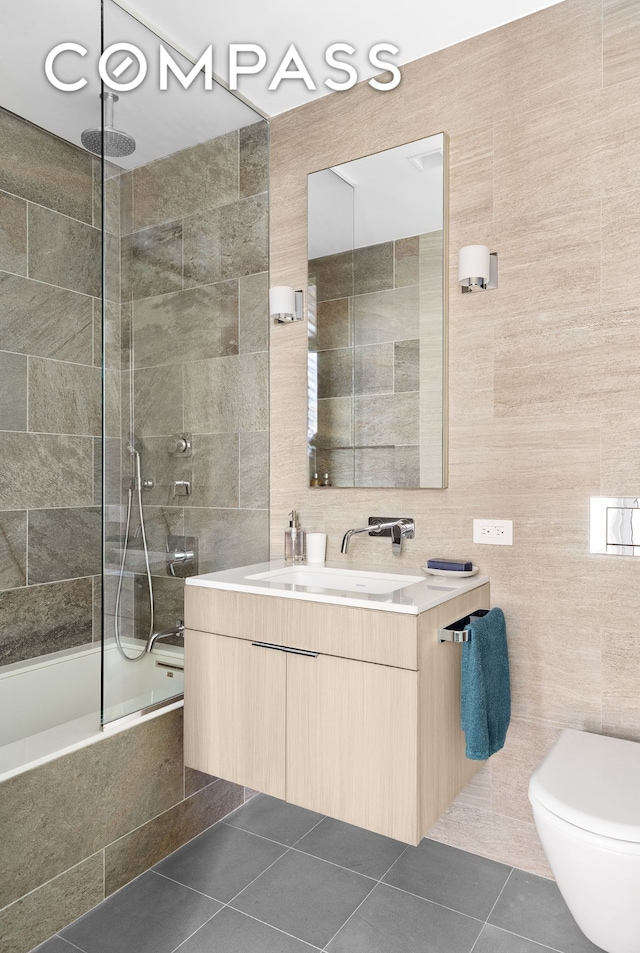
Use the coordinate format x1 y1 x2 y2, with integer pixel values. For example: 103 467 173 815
473 518 513 545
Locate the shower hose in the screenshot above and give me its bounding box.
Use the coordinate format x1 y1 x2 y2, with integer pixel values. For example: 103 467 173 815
113 447 155 662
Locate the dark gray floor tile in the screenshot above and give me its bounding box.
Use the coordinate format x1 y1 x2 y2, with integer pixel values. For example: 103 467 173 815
105 780 245 895
224 794 324 846
473 922 567 953
60 871 220 953
383 837 511 920
326 883 482 953
232 849 374 949
488 869 605 952
178 906 320 953
154 821 287 902
30 938 78 953
295 816 407 880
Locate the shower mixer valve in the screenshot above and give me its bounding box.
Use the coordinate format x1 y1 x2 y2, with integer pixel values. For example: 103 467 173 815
170 434 192 456
166 535 198 578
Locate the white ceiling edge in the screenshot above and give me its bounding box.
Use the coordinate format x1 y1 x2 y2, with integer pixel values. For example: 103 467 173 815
0 0 566 170
309 134 444 259
0 0 264 171
122 0 566 116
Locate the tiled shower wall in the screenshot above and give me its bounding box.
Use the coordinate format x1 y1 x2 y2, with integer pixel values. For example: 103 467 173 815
269 0 640 878
0 108 102 665
0 116 270 953
108 121 270 638
309 236 423 488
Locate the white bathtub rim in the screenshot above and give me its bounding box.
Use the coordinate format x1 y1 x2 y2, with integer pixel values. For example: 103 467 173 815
0 640 99 680
0 697 184 784
0 640 184 783
0 638 184 681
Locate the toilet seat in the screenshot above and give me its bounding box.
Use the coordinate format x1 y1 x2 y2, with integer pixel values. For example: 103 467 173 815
528 729 640 843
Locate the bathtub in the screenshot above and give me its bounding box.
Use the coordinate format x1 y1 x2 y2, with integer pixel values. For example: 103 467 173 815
0 641 183 782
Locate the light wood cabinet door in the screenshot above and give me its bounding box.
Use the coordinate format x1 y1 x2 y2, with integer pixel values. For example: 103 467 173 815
286 652 419 844
184 630 286 799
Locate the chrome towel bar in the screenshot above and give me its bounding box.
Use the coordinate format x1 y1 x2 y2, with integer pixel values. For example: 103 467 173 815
438 608 490 643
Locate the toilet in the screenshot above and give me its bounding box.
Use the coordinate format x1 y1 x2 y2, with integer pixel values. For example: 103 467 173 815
528 729 640 953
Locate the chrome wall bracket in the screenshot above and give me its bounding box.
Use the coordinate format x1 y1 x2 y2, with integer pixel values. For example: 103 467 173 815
438 609 490 642
367 516 415 539
170 434 192 456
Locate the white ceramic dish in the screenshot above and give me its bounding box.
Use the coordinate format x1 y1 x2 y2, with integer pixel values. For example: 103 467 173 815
421 564 479 578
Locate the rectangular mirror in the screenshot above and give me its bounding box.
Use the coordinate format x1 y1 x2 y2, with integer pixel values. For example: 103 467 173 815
307 133 447 489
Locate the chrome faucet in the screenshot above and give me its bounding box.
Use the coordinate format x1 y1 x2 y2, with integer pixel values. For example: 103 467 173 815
147 620 185 653
341 517 415 556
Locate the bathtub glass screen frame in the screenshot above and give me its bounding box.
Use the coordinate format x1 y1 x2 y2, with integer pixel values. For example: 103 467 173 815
99 1 270 726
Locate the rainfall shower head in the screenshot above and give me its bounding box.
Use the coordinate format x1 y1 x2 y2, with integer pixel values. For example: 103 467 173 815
81 92 136 158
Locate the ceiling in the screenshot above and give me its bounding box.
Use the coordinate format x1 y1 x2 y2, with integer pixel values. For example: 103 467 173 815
0 0 564 168
309 134 444 258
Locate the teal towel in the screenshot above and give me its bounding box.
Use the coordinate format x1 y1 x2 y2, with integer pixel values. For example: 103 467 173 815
460 608 510 760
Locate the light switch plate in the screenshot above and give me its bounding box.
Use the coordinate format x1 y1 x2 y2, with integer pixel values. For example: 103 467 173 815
473 518 513 545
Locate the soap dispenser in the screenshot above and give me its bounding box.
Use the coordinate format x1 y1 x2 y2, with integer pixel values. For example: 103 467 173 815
284 510 305 563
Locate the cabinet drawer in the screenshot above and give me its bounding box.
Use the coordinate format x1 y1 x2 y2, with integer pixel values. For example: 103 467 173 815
185 587 286 644
184 586 418 669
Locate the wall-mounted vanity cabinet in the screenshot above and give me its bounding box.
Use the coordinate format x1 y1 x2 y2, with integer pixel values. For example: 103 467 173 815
184 565 489 845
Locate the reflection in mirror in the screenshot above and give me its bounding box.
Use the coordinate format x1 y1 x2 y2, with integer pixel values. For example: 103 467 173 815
307 133 447 489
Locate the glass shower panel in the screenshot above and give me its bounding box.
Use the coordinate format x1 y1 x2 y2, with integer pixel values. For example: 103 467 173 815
101 1 270 725
0 0 103 764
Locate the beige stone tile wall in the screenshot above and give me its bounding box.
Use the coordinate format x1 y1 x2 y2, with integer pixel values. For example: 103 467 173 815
269 0 640 877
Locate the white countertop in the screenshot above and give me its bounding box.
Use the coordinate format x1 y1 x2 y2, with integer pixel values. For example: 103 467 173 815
185 560 489 615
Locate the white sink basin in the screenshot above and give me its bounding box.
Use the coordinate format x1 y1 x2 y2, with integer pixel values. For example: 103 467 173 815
245 565 425 595
187 560 488 614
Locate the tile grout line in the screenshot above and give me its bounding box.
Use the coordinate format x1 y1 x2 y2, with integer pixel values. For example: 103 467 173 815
223 904 324 952
168 901 226 953
220 817 391 888
161 856 317 947
0 850 105 917
150 868 224 903
319 877 379 952
286 844 380 884
156 812 391 952
225 845 294 906
316 839 414 951
370 877 487 926
219 817 320 849
483 866 513 925
376 842 410 883
289 814 327 847
477 923 567 953
52 936 90 953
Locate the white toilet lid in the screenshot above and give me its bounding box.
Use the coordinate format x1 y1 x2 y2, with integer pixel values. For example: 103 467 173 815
529 729 640 843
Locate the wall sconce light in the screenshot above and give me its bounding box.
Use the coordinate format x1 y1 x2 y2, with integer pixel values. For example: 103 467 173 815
269 286 304 323
458 245 498 293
